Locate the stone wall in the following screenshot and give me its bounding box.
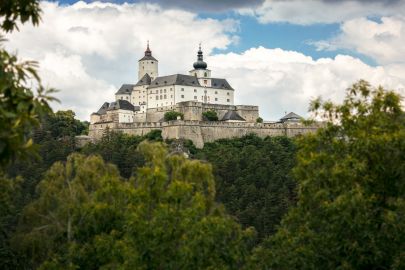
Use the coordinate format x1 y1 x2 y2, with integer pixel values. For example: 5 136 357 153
89 120 320 148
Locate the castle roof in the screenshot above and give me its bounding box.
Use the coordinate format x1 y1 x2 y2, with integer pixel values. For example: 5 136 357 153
135 73 152 86
280 112 302 122
107 100 140 111
211 78 234 90
93 102 110 115
139 41 157 62
115 84 134 95
148 74 201 89
221 110 245 121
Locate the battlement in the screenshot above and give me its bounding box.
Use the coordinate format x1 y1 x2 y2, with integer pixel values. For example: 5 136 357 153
89 120 321 148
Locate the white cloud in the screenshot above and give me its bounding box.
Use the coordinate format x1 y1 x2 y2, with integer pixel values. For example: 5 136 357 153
6 1 238 120
208 47 405 120
312 16 405 65
5 1 405 122
240 0 405 25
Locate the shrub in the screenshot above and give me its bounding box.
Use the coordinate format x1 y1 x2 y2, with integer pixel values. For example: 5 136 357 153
164 111 183 121
256 117 263 123
202 110 218 121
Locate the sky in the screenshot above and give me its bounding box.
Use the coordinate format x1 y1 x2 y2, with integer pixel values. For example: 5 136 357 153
5 0 405 121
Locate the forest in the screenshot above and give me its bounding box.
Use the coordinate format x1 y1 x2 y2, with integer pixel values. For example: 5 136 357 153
1 1 404 269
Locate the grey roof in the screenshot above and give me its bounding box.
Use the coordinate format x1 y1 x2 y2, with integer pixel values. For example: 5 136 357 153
94 102 110 115
221 110 245 121
107 100 140 111
280 112 302 121
148 74 201 89
211 78 234 90
135 73 152 86
115 84 135 95
139 55 158 61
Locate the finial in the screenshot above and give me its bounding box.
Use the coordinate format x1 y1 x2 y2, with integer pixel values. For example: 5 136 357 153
147 40 150 50
199 42 201 51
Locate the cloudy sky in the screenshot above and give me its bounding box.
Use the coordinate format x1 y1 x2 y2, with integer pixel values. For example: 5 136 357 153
5 0 405 120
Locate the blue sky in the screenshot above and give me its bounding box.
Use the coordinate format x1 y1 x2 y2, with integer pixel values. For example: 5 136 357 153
6 0 405 120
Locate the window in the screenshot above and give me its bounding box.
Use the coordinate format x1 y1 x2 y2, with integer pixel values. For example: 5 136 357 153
181 95 184 98
170 95 173 98
120 97 123 100
181 88 184 91
156 96 158 100
194 89 197 92
164 95 167 99
160 95 163 99
150 91 152 94
215 98 218 101
151 61 154 64
227 99 230 102
204 80 207 84
156 90 158 94
194 96 197 99
160 89 162 94
170 88 172 91
164 89 166 93
204 72 207 77
215 91 218 94
227 92 230 96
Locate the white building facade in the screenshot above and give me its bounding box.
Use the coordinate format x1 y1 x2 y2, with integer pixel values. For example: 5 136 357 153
93 43 235 124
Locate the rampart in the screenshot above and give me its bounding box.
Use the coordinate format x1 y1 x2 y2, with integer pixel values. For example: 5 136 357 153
89 120 320 148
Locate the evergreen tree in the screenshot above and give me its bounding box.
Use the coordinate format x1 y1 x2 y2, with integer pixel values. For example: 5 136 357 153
250 81 405 269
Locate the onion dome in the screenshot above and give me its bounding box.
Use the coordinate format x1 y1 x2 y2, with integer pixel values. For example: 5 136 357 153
193 44 207 69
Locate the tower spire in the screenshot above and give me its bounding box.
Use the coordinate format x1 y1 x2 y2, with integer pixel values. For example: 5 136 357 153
145 40 152 57
193 43 207 69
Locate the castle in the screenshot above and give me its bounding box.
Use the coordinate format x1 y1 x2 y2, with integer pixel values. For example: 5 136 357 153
87 43 319 148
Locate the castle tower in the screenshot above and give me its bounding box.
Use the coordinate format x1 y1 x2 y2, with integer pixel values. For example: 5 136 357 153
138 41 158 80
189 44 212 87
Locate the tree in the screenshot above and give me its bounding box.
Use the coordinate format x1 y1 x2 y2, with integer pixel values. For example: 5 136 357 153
13 143 255 269
256 117 263 123
250 80 405 269
0 0 55 166
194 134 297 241
202 110 218 121
164 110 183 121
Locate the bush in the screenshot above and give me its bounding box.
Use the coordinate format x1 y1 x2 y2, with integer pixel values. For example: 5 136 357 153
256 117 263 123
164 111 183 121
202 110 218 121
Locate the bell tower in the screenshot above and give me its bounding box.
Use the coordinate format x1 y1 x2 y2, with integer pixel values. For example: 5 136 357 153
138 41 158 80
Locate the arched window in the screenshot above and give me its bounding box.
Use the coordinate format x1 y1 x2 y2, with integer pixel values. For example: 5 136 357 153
204 72 207 77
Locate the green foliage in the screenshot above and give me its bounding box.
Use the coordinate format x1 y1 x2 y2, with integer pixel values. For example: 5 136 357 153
202 110 218 121
0 0 41 32
251 80 405 269
144 129 162 141
256 117 263 123
194 134 297 241
13 143 255 269
0 174 22 269
0 41 56 166
164 110 183 121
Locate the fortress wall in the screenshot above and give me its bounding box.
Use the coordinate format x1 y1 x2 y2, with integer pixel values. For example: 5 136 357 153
134 113 147 122
89 120 320 148
235 105 259 122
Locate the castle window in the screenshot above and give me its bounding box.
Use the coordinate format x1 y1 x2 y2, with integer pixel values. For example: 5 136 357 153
170 88 172 91
156 90 158 94
151 61 154 64
227 99 230 102
164 95 167 99
181 95 184 98
156 96 158 100
204 80 207 84
170 95 173 98
194 89 197 92
215 91 218 94
215 98 218 101
227 92 230 96
160 95 163 99
160 89 162 94
194 96 197 100
204 72 207 77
